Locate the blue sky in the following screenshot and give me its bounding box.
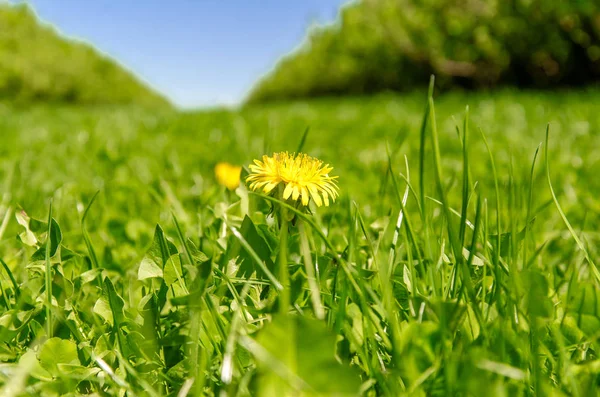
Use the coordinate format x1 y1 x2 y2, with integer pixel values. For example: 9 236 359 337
23 1 347 108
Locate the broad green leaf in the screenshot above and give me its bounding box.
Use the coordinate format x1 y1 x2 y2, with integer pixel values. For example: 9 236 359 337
567 282 600 336
138 293 160 355
163 254 183 286
489 218 534 258
103 277 125 328
235 215 275 280
29 217 49 233
31 218 62 260
93 297 113 326
138 256 164 280
56 364 100 380
560 316 585 345
37 338 79 375
170 258 213 307
77 268 102 284
147 224 178 266
184 238 212 299
19 350 53 381
186 237 210 264
15 210 39 246
252 315 361 396
396 321 440 386
427 298 467 332
523 269 553 318
256 224 278 252
60 245 78 262
346 303 364 347
47 218 62 257
166 359 188 383
102 277 130 358
138 224 179 281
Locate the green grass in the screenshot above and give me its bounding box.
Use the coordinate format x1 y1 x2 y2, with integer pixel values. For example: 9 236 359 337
1 88 600 395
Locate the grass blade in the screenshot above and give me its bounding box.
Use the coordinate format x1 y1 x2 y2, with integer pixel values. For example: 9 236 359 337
545 126 599 283
44 200 53 337
296 126 310 153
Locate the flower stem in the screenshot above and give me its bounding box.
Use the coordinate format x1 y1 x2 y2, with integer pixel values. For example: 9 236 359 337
45 200 53 338
298 220 325 319
278 204 290 315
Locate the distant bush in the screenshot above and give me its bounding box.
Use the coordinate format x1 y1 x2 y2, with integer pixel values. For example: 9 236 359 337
247 0 600 103
0 4 170 107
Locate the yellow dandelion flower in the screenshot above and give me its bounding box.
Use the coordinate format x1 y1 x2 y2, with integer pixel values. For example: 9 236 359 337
246 152 339 207
215 162 242 190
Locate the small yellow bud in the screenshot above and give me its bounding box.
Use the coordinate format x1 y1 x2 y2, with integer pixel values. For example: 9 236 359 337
215 162 242 191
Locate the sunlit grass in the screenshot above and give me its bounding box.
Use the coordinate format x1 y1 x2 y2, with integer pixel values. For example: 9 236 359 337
0 87 599 395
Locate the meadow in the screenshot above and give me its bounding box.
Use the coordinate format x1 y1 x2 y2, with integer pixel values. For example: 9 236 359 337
1 87 600 396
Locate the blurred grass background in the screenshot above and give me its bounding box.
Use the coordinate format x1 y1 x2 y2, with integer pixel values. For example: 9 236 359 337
3 88 599 281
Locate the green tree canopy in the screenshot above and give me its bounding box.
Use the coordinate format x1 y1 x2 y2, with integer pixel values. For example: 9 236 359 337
0 4 170 107
248 0 600 103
